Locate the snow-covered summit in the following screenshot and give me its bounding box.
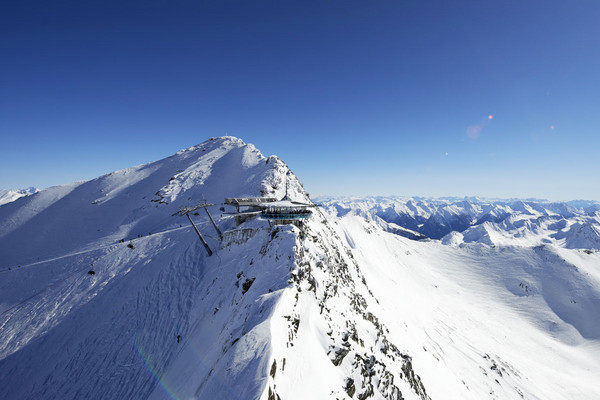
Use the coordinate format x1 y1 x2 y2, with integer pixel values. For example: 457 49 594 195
0 136 307 268
0 187 38 206
1 140 599 400
2 136 438 400
0 136 312 399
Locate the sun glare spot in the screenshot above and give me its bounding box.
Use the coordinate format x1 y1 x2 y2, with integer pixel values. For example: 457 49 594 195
488 114 493 120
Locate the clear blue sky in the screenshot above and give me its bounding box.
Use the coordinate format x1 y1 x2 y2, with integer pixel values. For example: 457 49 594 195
1 0 598 200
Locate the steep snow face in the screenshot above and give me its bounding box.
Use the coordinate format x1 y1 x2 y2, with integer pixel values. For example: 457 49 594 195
0 137 306 268
554 222 600 250
0 220 298 400
315 196 600 399
0 187 38 206
2 141 599 400
0 136 310 400
330 215 600 400
264 210 431 400
319 196 600 249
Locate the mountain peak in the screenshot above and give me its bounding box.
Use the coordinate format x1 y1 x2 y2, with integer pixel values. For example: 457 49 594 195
0 136 305 267
2 145 599 400
0 187 39 206
175 136 248 156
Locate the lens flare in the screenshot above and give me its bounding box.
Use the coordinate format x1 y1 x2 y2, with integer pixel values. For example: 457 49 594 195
134 333 237 399
134 335 181 400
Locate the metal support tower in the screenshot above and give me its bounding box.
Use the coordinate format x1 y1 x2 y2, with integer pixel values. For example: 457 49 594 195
186 214 213 256
204 206 223 240
174 201 223 256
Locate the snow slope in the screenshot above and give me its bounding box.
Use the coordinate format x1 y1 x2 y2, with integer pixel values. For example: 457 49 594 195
330 215 600 399
0 187 38 206
0 137 308 399
1 138 599 399
319 196 600 249
0 137 300 268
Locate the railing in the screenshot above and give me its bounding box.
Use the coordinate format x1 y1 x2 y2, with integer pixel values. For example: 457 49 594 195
261 210 312 220
225 197 277 206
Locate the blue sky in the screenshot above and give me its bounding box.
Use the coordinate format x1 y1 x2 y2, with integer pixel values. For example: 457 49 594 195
1 0 599 200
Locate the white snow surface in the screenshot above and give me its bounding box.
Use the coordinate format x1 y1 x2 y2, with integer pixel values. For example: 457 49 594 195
1 138 599 400
318 196 600 249
0 187 38 206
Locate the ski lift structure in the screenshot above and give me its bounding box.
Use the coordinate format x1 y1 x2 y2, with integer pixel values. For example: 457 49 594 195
224 181 316 227
173 201 222 256
172 178 315 256
260 200 314 225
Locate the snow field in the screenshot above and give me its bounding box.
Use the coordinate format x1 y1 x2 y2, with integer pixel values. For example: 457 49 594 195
1 137 598 400
333 215 600 399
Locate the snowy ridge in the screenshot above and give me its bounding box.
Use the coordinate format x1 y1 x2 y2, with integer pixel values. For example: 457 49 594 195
0 137 305 399
266 211 430 400
0 187 38 206
318 196 600 250
0 137 303 268
1 139 599 399
330 215 600 399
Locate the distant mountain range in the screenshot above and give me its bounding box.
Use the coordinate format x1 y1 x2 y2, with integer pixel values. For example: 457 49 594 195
318 196 600 249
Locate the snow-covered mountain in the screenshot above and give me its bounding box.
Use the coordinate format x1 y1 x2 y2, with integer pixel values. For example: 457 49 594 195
1 138 599 400
0 187 38 206
318 196 600 249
